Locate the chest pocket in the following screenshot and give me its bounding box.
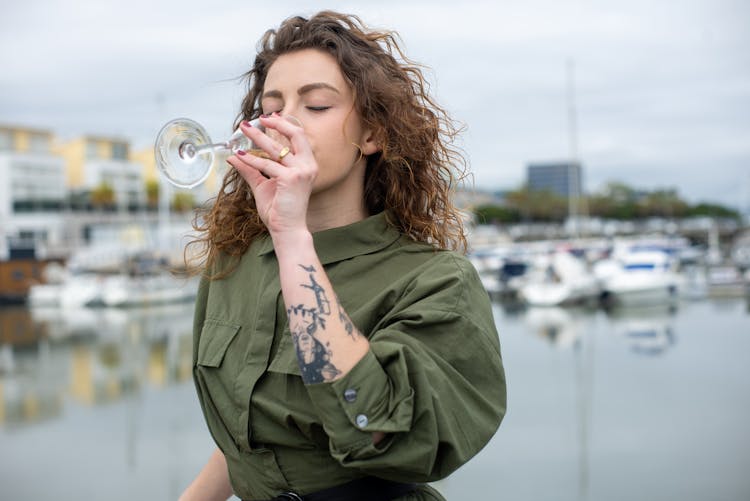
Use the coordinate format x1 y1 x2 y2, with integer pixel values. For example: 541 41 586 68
197 319 241 367
267 324 302 376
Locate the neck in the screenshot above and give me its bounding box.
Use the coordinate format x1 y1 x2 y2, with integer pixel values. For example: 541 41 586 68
306 193 368 233
306 166 368 233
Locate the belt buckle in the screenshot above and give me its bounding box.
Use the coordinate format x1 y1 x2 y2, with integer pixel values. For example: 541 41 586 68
277 492 303 501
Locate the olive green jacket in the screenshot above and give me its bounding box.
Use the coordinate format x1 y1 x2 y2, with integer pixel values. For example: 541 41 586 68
192 213 506 500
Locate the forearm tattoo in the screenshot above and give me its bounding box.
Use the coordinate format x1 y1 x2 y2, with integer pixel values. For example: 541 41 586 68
336 294 358 341
287 264 361 383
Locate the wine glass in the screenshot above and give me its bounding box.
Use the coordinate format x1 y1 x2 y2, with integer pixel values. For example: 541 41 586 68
154 116 299 189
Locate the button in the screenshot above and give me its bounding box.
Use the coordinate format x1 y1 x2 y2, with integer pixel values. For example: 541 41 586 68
355 414 369 428
344 388 357 403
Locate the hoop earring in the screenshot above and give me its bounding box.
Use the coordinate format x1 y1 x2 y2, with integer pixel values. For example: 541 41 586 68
351 142 365 164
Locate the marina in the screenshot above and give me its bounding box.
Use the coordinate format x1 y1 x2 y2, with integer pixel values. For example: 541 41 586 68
1 222 749 500
468 225 750 307
0 291 748 500
1 107 748 501
2 2 748 499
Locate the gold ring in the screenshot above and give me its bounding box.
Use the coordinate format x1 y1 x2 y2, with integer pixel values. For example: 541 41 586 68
278 146 290 161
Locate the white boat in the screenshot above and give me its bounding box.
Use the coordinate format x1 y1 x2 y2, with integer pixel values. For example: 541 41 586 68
468 247 507 299
705 265 747 298
27 283 64 307
596 249 682 307
61 274 108 308
27 246 198 309
520 252 600 307
468 246 531 301
29 273 106 308
100 273 199 307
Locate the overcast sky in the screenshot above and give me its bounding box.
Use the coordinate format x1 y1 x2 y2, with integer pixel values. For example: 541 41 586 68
1 0 748 209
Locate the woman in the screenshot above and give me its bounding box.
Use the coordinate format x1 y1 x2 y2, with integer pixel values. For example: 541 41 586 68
181 11 506 501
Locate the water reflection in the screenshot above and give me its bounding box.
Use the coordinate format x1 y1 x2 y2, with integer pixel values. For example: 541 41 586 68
524 306 585 348
520 302 679 356
605 304 677 356
1 298 749 500
0 303 195 427
0 298 683 430
513 305 598 500
516 302 679 498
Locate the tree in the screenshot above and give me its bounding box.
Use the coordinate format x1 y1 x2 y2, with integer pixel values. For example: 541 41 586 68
90 182 115 209
473 205 521 224
636 189 688 219
145 179 159 208
172 192 195 212
505 187 567 222
686 202 740 220
586 182 639 219
586 182 691 220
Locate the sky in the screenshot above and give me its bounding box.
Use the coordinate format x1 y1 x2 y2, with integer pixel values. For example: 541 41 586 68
1 0 749 210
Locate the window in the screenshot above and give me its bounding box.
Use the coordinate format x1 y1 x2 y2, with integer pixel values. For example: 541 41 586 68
0 130 12 151
112 142 128 160
86 140 99 159
29 133 50 153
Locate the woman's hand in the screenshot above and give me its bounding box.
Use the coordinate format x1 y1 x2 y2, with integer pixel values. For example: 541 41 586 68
227 115 317 237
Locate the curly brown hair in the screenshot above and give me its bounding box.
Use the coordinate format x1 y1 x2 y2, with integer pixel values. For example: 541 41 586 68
188 11 469 277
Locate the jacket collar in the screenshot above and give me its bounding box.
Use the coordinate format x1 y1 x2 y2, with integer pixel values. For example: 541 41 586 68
256 212 401 265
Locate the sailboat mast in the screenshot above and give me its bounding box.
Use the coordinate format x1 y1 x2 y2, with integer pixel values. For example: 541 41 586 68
566 59 579 237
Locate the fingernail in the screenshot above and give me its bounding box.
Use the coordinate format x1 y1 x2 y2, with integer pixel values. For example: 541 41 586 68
260 114 270 118
241 120 252 128
236 150 246 156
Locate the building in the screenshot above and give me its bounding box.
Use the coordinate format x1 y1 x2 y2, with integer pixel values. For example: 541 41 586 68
55 135 144 210
526 161 584 199
0 125 69 301
0 125 69 257
130 145 221 206
0 125 67 219
0 124 208 302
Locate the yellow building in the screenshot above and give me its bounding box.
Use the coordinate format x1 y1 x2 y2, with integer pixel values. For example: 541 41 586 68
130 146 158 184
131 144 225 203
0 124 53 154
53 135 144 208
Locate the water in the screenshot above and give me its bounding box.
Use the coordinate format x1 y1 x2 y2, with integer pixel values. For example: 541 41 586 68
1 298 749 500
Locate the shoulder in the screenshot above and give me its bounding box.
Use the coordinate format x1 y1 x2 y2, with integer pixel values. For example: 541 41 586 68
387 236 479 283
377 236 488 311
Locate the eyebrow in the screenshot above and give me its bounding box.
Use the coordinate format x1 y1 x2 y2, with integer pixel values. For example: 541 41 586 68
262 82 340 100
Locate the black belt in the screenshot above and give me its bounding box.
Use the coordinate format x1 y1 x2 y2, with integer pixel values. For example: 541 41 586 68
255 476 419 501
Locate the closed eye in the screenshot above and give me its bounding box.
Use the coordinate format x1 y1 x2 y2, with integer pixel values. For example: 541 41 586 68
307 106 331 112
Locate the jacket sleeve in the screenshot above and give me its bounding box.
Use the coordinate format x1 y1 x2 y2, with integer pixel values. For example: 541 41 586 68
304 254 507 482
192 276 210 371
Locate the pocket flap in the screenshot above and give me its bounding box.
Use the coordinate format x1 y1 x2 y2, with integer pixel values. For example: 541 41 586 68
267 326 302 376
197 319 241 367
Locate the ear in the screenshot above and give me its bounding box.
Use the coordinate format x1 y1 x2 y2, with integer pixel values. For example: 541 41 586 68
359 127 381 156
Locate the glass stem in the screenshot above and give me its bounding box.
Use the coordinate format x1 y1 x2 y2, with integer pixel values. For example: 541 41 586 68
192 142 231 156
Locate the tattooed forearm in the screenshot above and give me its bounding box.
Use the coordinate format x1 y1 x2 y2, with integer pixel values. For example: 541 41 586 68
300 265 331 315
291 322 342 383
287 303 326 332
335 294 360 341
287 263 362 383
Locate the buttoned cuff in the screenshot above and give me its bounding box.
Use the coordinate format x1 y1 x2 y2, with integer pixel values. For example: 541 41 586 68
305 348 414 460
